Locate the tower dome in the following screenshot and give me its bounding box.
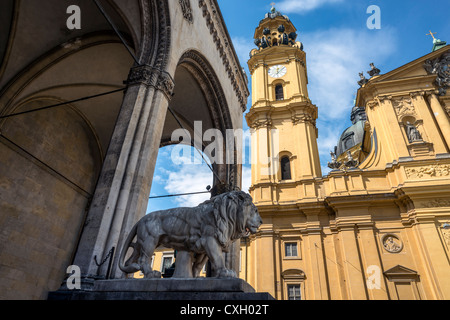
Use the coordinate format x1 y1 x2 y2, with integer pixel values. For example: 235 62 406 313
252 5 301 52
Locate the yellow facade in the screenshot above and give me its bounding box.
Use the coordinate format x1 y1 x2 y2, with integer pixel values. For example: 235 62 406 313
244 8 450 300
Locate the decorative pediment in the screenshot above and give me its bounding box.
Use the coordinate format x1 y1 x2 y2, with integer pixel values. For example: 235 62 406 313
384 265 419 282
368 46 449 84
281 269 306 280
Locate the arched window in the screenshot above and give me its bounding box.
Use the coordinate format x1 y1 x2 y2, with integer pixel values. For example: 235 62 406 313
275 84 284 101
281 156 291 180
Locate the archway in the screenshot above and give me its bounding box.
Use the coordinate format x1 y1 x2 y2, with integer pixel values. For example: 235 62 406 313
0 0 138 299
160 50 240 196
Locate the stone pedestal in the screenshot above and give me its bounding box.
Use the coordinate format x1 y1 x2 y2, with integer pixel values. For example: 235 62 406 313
48 278 274 300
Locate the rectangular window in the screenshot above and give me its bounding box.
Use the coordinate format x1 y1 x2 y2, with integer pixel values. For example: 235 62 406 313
287 284 301 300
161 256 174 274
285 242 298 257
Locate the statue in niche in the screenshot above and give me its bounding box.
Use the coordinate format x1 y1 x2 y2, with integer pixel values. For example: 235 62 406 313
119 191 262 279
405 122 422 143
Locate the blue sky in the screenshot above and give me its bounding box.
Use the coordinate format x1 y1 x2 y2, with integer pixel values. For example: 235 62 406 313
147 0 449 213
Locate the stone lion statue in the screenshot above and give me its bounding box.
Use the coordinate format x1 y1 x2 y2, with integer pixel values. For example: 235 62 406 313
119 191 262 278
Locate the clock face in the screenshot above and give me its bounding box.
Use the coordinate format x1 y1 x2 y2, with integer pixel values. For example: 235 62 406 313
268 65 287 78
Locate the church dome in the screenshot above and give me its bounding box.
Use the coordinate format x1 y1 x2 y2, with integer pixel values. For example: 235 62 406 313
335 106 367 156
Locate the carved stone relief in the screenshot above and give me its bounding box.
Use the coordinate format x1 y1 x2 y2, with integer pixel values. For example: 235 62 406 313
392 97 417 119
381 234 403 253
423 50 450 96
405 164 450 179
418 199 450 208
291 114 315 126
251 118 272 129
198 0 249 112
125 65 175 100
179 0 193 22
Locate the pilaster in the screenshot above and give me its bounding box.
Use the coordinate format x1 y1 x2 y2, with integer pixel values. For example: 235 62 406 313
377 95 410 160
338 225 368 300
304 212 329 300
357 225 389 299
255 228 277 298
413 216 450 299
427 92 450 151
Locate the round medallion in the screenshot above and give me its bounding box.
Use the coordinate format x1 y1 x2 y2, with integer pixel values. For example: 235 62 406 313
268 65 287 78
381 234 403 253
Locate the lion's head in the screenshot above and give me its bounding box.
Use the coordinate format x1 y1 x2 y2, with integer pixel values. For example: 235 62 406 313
210 191 263 247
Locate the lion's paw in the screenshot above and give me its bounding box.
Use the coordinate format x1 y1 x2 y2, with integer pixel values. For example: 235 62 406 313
215 269 237 278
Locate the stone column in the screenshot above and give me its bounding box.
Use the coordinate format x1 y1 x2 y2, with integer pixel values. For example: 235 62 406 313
427 93 450 150
72 65 174 282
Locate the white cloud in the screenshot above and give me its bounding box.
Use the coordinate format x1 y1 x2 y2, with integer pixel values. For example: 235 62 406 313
164 162 213 208
277 0 344 13
231 36 254 71
301 27 397 173
241 165 252 193
304 27 397 121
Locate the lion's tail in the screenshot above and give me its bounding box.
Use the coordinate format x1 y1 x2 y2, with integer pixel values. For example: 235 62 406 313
119 223 141 274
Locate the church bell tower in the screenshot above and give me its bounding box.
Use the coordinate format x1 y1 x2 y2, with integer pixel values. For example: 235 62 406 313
246 6 322 204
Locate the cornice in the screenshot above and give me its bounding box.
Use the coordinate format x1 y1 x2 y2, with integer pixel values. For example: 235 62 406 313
355 46 450 106
198 0 250 112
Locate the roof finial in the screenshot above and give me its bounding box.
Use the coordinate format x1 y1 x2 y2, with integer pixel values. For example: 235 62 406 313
270 2 276 12
426 30 437 41
427 30 447 52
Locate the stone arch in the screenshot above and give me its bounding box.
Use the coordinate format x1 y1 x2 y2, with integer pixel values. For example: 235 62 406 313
163 50 239 194
0 1 143 298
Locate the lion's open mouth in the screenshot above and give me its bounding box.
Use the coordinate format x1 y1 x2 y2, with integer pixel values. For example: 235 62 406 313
245 226 258 236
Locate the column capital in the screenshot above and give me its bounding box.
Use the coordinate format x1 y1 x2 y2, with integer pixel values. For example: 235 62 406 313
376 94 393 103
125 65 175 100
